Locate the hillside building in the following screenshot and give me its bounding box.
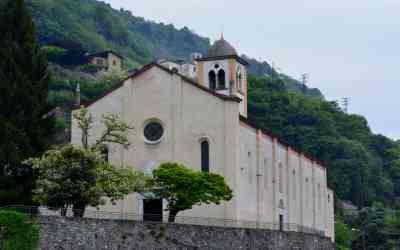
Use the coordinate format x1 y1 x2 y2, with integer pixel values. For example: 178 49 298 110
87 50 122 71
71 37 335 241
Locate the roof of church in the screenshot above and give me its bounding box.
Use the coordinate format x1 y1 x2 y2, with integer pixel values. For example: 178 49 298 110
239 115 326 168
206 37 238 57
72 62 241 110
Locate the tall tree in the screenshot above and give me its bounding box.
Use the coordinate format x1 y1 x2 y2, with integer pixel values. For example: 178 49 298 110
0 0 53 205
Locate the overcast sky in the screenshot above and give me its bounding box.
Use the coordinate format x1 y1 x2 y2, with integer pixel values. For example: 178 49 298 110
104 0 400 140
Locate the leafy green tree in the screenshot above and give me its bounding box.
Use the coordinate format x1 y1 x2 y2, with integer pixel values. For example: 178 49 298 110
352 203 388 250
335 220 352 250
25 144 147 217
149 163 233 222
0 0 53 206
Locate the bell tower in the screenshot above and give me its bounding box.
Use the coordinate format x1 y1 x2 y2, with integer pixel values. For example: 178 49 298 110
195 36 248 117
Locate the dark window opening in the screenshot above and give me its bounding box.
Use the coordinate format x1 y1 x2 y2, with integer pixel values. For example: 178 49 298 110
143 199 163 222
208 71 216 90
279 214 284 231
101 146 109 162
217 69 225 89
144 121 164 143
201 140 210 172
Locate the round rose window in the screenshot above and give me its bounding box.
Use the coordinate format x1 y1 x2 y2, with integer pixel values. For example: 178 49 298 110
144 121 164 144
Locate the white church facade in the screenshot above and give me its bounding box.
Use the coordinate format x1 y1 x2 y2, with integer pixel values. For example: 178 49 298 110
71 37 335 240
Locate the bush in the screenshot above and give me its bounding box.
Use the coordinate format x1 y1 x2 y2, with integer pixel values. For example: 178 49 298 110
42 45 67 63
0 210 39 250
79 64 99 74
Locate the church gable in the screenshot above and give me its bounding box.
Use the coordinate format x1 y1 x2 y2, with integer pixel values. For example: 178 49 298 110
76 63 241 110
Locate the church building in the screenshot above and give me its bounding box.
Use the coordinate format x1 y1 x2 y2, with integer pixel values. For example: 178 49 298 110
71 37 335 241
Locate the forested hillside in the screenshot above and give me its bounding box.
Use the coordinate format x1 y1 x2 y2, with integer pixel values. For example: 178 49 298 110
26 0 322 99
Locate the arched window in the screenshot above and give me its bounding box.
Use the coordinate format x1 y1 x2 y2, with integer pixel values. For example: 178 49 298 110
208 71 216 90
217 69 225 89
201 140 209 172
236 66 243 91
279 163 283 193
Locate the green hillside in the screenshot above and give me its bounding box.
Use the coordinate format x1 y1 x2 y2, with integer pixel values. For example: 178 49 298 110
27 0 322 99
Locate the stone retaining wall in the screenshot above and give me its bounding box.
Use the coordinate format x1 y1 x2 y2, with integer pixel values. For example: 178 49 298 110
1 216 336 250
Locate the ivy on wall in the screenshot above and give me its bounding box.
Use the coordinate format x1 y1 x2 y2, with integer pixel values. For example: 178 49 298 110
0 210 39 250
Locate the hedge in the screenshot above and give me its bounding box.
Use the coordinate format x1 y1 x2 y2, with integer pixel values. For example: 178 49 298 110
0 210 39 250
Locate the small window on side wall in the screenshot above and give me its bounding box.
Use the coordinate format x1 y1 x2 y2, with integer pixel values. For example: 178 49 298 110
201 140 210 172
100 145 109 162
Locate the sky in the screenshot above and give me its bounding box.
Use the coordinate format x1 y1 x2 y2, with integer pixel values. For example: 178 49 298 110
104 0 400 140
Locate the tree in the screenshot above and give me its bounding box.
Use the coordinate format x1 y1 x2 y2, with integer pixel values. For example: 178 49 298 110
24 107 141 216
72 106 132 150
25 144 147 217
0 0 54 206
335 220 352 250
149 163 233 222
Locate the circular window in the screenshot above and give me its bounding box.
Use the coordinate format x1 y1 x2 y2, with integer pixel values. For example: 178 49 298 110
214 64 220 69
144 121 164 144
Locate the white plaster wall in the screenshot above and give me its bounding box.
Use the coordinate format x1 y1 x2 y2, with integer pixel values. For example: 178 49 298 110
301 158 314 229
326 189 335 241
288 150 301 226
314 164 327 233
72 66 240 219
238 124 258 222
275 143 288 224
259 134 274 223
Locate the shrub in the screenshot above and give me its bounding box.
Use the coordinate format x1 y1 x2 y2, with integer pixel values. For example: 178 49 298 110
0 210 39 250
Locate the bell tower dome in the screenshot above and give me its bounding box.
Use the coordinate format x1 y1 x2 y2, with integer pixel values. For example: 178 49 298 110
195 36 249 117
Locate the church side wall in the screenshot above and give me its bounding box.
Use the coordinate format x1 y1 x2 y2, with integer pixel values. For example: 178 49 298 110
238 123 258 222
238 123 333 239
288 149 301 226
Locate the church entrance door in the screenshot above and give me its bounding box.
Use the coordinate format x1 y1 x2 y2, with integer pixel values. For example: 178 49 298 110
143 199 163 222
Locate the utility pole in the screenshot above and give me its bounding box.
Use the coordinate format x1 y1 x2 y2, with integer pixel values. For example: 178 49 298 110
300 73 309 94
341 97 350 114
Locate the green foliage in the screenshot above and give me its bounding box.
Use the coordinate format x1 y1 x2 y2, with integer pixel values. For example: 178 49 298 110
95 69 126 86
42 45 66 63
78 64 98 74
149 163 233 222
0 0 54 206
0 210 39 250
247 74 400 209
24 144 147 215
335 220 352 249
27 0 210 67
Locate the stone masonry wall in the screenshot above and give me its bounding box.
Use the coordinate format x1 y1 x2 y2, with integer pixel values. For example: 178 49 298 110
30 216 336 250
